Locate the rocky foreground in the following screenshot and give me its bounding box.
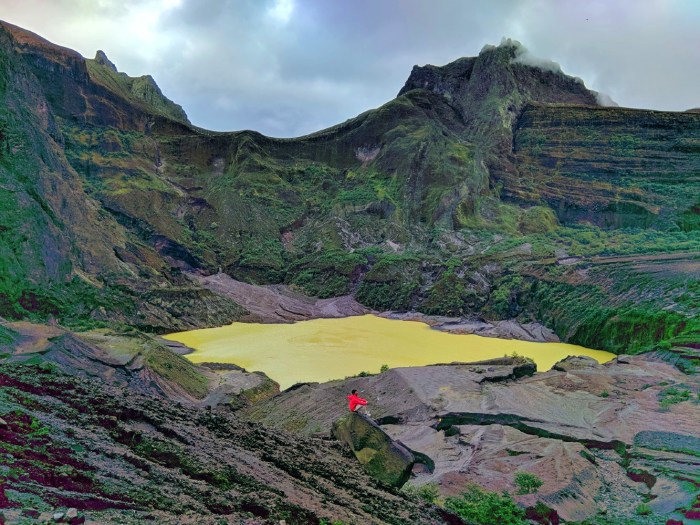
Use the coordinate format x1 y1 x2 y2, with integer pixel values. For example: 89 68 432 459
0 319 467 524
1 316 700 524
246 354 700 524
0 368 455 525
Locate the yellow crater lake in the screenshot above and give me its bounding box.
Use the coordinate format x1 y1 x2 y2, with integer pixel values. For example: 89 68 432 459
164 314 615 390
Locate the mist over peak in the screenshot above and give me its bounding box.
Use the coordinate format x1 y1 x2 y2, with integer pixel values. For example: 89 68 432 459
478 37 617 107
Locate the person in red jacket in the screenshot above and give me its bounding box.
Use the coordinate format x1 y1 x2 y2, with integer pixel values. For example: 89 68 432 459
347 389 368 414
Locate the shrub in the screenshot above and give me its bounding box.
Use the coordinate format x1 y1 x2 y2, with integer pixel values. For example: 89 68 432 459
402 482 440 503
635 502 652 515
514 471 543 495
380 364 389 373
656 340 672 351
443 425 460 437
444 484 527 525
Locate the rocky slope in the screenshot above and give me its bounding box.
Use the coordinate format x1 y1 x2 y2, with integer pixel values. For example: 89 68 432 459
0 362 461 525
0 318 278 407
245 355 700 524
2 317 698 524
0 21 697 353
192 272 370 323
0 323 461 525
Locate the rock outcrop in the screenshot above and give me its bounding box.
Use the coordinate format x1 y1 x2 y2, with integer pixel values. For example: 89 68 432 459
381 312 560 342
193 272 370 322
0 320 278 407
94 49 117 71
332 412 415 487
248 355 700 523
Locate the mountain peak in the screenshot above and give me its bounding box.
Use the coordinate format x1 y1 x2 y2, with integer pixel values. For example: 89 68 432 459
483 37 565 74
94 49 117 72
399 39 599 111
85 50 190 125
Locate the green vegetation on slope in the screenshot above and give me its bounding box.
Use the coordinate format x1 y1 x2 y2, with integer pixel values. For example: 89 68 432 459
444 485 527 525
86 57 189 124
1 25 698 354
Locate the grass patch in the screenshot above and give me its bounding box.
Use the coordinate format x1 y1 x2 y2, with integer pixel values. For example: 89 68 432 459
658 386 693 408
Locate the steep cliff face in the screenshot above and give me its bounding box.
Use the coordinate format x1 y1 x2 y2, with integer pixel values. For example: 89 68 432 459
395 40 698 233
398 39 598 205
0 21 245 330
87 50 190 125
0 21 189 129
513 104 700 228
399 40 598 150
0 22 130 315
0 21 697 351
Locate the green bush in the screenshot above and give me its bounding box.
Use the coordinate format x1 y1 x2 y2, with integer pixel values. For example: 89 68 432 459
514 471 543 495
635 502 651 516
402 482 440 503
287 249 367 298
444 484 526 525
419 271 481 316
488 274 524 319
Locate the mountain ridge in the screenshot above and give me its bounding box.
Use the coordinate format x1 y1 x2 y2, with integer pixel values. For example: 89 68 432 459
0 20 697 354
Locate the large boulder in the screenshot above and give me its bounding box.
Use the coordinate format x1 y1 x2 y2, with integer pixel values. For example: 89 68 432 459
552 355 601 371
332 412 415 487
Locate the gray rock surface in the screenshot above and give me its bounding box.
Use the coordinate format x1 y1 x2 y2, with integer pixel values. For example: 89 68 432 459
193 272 370 322
1 321 278 408
380 312 560 342
246 355 700 523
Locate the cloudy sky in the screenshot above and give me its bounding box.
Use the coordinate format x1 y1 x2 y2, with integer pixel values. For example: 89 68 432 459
2 0 699 136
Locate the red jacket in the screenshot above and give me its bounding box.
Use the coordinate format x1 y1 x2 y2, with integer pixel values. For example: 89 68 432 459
347 393 367 411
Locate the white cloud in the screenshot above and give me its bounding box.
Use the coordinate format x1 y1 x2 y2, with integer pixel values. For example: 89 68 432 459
594 91 618 107
510 42 564 74
267 0 294 24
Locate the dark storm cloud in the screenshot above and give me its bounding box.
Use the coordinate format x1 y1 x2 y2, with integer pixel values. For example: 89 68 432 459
1 0 699 136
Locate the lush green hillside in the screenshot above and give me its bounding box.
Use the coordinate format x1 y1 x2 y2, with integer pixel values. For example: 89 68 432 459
0 20 697 353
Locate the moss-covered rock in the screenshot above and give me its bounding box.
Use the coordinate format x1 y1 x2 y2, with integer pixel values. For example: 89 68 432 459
331 412 415 487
